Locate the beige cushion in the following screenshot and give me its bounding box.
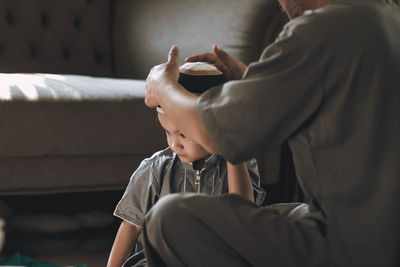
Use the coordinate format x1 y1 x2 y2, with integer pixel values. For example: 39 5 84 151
0 74 165 157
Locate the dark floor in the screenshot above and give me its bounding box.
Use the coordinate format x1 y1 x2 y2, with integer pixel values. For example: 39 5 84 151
27 251 109 267
0 181 297 266
0 191 123 267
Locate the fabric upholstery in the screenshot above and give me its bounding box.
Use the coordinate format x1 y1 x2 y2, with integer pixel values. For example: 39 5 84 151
0 74 165 157
0 74 166 194
0 0 287 194
0 0 113 76
0 154 148 195
113 0 287 79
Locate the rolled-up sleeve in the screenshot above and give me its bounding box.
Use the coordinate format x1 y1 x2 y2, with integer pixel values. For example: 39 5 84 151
114 159 159 226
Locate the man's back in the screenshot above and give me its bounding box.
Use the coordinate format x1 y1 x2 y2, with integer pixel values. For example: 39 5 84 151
284 1 400 265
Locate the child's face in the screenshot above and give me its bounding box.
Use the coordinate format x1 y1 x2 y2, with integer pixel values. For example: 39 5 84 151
158 113 210 164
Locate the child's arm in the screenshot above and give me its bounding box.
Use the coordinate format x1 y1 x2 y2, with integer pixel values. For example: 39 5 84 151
107 220 143 267
227 161 254 202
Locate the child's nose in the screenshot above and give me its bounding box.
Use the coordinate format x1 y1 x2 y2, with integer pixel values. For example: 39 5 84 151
171 141 183 150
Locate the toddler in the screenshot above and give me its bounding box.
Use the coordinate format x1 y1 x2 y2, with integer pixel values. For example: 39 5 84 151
107 62 266 267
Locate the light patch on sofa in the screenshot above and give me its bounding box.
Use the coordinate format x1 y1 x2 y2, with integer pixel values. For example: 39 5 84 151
0 74 48 101
0 73 147 102
0 73 82 101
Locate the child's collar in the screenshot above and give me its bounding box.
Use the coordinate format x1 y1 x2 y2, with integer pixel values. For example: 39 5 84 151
179 154 220 171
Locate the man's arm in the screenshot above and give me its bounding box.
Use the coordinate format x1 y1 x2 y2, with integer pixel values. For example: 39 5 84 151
227 161 255 202
107 220 142 267
145 45 219 154
145 45 248 154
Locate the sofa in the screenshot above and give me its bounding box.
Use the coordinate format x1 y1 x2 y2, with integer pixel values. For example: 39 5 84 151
0 0 288 196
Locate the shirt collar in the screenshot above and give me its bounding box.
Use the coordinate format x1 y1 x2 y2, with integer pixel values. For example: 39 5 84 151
179 154 220 171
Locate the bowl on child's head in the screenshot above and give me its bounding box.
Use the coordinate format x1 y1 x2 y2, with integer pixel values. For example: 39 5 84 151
178 62 226 94
157 62 226 114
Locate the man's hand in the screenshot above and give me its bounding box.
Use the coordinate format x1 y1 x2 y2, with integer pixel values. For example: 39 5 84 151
185 45 247 81
145 45 180 109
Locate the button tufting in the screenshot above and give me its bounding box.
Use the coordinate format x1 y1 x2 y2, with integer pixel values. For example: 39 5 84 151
73 17 82 30
94 51 103 64
62 47 70 60
30 44 38 58
41 14 49 27
6 12 14 26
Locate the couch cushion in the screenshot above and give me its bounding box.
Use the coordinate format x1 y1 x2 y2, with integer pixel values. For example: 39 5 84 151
113 0 287 79
0 73 166 157
0 154 147 195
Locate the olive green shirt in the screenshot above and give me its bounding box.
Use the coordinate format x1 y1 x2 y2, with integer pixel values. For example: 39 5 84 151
198 0 400 266
114 147 265 226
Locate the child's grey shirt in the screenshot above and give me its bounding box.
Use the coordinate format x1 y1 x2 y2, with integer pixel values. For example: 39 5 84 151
114 147 265 226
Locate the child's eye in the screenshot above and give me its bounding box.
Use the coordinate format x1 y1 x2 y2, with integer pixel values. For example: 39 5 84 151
165 130 170 135
180 133 186 138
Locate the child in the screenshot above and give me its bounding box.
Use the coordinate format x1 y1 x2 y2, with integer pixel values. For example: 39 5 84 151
107 62 266 267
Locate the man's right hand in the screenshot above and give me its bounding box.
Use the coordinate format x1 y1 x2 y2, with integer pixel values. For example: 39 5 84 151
185 45 247 81
145 45 180 109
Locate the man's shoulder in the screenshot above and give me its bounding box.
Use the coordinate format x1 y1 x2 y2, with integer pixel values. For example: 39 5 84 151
284 1 397 38
273 1 398 57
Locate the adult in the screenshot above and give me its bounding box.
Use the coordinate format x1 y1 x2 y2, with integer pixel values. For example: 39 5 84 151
144 0 400 266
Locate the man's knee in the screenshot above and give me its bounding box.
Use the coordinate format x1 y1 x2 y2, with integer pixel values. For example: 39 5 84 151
144 193 194 237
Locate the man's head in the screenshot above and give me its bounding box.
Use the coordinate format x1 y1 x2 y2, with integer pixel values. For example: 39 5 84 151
278 0 333 19
157 62 226 164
